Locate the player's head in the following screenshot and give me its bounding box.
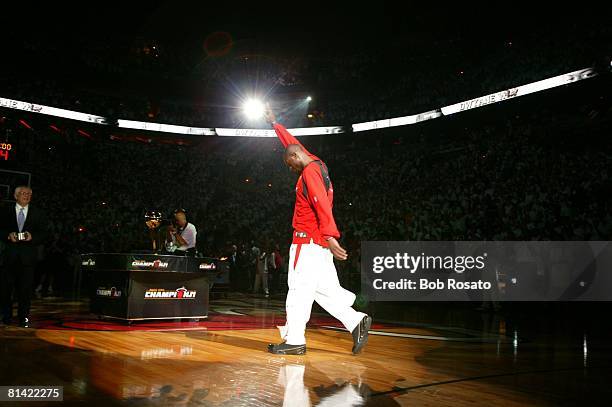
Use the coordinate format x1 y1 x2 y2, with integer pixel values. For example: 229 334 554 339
284 144 307 173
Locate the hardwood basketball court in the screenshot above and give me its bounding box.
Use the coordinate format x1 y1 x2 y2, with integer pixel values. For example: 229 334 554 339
1 296 611 405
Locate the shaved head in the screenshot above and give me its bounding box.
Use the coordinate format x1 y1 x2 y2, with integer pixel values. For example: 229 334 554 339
284 144 303 158
283 144 312 174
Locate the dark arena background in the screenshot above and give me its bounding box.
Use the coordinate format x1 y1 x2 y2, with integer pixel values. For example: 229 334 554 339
0 2 611 406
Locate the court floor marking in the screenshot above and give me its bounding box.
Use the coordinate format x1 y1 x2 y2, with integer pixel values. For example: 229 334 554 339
320 326 511 343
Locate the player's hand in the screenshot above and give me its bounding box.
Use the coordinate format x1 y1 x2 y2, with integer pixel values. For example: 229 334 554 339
24 232 32 242
263 104 276 124
327 237 348 261
8 233 17 243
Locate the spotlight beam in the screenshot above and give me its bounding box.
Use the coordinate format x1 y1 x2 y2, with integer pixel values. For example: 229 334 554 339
242 99 265 120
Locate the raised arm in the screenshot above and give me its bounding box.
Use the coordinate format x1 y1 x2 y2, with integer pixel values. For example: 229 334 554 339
264 106 314 157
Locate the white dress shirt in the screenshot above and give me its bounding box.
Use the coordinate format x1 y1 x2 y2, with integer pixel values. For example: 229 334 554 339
174 222 197 251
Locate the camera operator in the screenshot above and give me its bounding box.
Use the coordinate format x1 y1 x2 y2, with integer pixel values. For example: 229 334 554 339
166 209 197 256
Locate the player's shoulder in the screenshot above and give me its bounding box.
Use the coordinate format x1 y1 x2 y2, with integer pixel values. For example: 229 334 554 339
303 160 326 174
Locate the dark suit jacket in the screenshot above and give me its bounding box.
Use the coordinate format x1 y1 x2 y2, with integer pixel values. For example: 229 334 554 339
0 203 49 265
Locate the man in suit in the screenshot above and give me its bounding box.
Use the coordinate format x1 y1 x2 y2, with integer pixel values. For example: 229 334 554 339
0 186 48 327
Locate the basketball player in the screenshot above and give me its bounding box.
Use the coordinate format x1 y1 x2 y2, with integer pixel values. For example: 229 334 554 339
264 107 371 355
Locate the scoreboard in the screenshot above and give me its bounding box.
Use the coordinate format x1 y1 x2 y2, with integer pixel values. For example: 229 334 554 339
0 143 11 160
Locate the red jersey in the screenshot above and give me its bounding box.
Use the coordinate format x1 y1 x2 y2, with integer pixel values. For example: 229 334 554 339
272 123 340 247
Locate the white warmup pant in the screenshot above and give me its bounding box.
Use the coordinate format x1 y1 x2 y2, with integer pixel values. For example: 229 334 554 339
278 241 366 345
277 364 310 407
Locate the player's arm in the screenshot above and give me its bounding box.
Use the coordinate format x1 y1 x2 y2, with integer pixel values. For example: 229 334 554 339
302 165 347 260
264 106 312 155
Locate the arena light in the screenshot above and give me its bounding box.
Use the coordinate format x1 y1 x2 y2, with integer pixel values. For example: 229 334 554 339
242 99 265 120
18 119 32 130
0 64 601 137
77 129 93 139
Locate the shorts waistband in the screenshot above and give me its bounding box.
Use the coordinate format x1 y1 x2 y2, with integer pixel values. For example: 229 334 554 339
292 231 327 247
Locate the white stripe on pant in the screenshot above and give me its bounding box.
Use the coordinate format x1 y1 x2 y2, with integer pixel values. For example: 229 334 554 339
278 241 366 345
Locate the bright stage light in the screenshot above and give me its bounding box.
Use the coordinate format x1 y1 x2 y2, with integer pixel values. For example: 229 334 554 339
242 99 265 120
306 96 312 101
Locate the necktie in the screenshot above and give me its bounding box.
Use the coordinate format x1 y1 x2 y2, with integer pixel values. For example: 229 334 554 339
18 208 25 232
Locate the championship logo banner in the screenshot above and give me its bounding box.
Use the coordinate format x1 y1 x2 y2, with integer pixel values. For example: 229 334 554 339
144 287 197 300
